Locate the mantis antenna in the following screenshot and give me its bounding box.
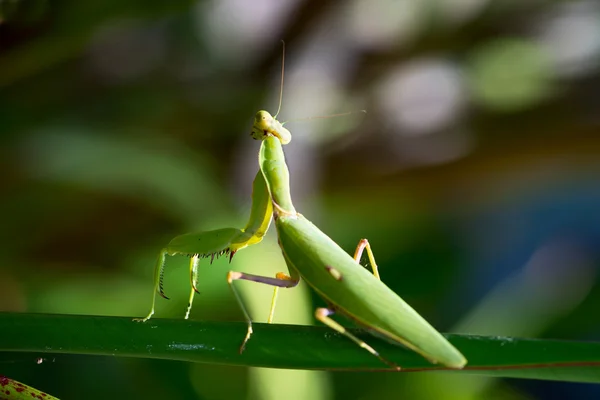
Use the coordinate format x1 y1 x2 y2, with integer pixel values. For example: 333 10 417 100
282 110 367 126
273 40 365 127
273 40 286 120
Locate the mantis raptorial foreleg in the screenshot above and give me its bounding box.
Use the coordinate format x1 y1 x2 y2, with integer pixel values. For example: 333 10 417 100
134 171 274 322
353 238 381 280
185 254 201 319
134 249 169 322
226 269 300 352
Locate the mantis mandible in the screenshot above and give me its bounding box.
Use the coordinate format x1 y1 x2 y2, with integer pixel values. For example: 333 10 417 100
135 45 467 370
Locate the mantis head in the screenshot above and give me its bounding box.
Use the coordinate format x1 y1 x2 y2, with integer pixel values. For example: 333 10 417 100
251 110 292 145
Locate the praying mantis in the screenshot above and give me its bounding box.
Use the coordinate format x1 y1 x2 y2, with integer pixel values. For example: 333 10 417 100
134 46 467 370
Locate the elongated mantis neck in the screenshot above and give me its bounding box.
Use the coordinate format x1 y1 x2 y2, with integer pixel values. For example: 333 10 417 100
259 135 296 215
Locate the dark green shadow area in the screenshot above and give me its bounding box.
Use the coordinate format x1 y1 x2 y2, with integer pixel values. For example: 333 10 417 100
1 313 599 383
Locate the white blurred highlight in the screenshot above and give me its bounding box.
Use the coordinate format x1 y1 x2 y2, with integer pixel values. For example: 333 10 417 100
196 0 298 66
346 0 426 49
535 1 600 78
438 0 490 26
377 58 467 136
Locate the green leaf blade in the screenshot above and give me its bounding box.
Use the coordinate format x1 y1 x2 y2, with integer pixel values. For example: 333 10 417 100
1 313 599 383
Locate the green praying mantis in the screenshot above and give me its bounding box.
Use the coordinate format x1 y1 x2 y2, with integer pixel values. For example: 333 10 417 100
134 46 467 370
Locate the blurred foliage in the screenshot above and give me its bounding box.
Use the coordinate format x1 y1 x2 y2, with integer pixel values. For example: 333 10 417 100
1 0 600 399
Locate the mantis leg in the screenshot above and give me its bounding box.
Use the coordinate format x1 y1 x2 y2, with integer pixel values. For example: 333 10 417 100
267 272 295 323
133 249 169 322
185 255 201 319
353 239 380 280
315 307 400 370
227 270 299 352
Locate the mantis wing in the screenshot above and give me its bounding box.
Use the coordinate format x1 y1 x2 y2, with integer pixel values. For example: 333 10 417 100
275 214 467 369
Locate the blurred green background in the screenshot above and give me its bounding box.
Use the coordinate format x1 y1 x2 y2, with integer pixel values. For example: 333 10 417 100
2 0 600 398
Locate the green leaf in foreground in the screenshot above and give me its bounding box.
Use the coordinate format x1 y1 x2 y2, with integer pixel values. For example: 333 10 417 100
1 313 599 383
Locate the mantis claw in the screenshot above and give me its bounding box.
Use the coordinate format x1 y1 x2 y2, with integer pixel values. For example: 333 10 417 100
158 282 169 299
239 323 253 354
191 282 201 295
133 308 155 323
